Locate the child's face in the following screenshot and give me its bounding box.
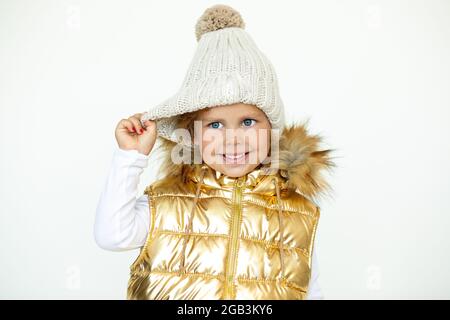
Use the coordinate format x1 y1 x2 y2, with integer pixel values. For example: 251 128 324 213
193 103 272 178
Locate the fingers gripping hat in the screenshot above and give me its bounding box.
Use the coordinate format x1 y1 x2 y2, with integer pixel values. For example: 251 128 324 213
140 4 286 145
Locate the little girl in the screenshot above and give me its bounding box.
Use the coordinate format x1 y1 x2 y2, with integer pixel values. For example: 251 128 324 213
95 4 335 300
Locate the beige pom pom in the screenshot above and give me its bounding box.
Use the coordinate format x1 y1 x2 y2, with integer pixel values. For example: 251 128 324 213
195 4 245 41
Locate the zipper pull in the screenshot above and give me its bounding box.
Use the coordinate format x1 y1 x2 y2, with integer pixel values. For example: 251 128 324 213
235 177 245 188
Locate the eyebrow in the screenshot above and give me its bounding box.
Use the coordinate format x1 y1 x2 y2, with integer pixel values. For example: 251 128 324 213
202 113 263 122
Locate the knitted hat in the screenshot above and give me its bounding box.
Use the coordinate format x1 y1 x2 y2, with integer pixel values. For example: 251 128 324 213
140 4 286 146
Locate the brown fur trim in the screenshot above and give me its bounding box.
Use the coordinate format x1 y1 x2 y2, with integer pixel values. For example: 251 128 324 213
153 120 336 202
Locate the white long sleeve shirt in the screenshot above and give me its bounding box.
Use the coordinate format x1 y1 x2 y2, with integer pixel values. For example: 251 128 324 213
94 147 324 299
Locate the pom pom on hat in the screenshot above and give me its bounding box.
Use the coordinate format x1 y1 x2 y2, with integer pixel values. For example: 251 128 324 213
195 4 245 41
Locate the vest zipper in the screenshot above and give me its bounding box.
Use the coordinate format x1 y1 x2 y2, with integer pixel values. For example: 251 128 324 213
223 177 245 299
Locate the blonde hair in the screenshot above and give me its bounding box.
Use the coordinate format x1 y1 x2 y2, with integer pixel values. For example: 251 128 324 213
175 107 211 142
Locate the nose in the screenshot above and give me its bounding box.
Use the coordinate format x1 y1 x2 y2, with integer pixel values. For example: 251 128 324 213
224 130 247 154
224 127 247 143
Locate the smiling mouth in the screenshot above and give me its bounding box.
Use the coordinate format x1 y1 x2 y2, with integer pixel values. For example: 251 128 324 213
221 152 250 163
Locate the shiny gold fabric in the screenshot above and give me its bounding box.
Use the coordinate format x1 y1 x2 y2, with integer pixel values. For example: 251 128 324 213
127 162 320 300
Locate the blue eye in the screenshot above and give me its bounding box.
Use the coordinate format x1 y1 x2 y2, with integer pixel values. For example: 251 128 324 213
243 119 256 127
208 122 223 129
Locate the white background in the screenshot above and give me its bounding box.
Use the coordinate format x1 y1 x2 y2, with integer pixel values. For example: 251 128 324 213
1 0 449 299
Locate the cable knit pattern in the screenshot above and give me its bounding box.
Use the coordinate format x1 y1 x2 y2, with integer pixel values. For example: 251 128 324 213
140 5 286 146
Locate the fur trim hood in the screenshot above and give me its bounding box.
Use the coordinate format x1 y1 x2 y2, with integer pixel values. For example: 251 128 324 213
153 121 336 204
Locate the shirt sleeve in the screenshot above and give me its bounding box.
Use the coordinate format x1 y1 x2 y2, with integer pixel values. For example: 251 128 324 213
306 240 324 299
94 147 152 251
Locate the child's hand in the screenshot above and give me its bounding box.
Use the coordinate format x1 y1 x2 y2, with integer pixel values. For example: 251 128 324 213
115 113 157 156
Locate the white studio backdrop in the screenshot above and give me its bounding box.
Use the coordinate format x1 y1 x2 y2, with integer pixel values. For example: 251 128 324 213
1 0 449 299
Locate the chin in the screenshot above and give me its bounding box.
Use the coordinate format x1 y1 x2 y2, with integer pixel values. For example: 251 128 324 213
203 154 263 178
218 164 258 178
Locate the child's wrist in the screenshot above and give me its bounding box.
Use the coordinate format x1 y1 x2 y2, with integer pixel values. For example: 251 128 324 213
117 147 150 159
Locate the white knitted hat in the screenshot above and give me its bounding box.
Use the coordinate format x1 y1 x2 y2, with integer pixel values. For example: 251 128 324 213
140 4 285 146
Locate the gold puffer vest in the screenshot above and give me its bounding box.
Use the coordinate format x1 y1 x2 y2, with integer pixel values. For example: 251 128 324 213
127 122 335 300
